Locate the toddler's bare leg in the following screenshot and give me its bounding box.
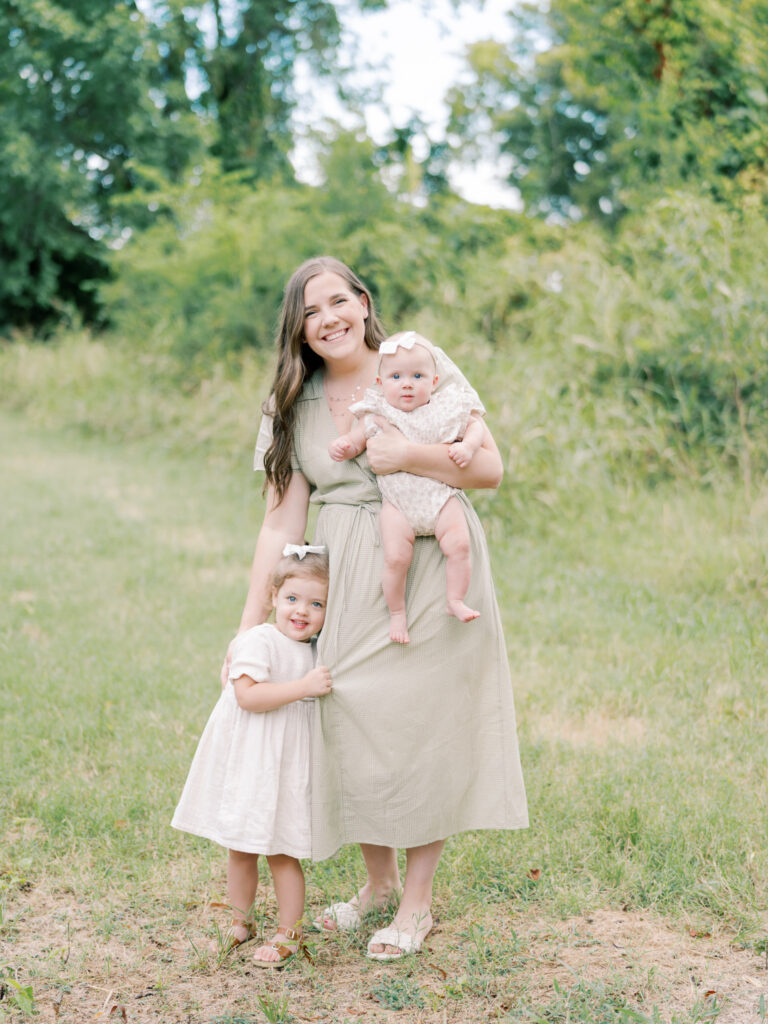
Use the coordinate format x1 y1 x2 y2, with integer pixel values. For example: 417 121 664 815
435 497 480 622
210 849 259 950
251 855 306 964
380 500 416 643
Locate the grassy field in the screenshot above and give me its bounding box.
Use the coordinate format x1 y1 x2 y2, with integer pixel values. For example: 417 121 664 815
1 408 768 1024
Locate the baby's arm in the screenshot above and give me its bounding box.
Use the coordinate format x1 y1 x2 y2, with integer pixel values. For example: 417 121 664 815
448 415 485 469
329 420 368 462
233 665 332 712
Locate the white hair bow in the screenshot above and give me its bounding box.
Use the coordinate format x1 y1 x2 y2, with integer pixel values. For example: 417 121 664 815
282 543 328 559
378 331 417 356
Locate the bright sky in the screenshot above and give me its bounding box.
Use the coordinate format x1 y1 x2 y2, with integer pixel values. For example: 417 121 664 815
292 0 522 207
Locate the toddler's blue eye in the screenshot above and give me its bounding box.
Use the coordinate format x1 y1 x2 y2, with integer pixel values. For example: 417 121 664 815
312 601 323 608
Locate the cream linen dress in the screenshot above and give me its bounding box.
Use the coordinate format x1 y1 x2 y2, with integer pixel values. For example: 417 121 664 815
254 348 528 861
171 624 315 858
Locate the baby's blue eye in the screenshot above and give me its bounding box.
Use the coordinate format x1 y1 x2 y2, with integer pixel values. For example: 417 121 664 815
287 595 296 602
414 373 423 379
312 601 323 608
392 373 400 379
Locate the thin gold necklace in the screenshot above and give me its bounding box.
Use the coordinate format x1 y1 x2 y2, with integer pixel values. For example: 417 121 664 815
325 381 366 405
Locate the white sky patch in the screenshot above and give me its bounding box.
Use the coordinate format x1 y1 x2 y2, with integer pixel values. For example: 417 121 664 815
293 0 522 208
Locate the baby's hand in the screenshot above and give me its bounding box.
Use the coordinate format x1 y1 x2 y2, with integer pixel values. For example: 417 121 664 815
448 440 475 469
303 664 333 698
329 437 355 462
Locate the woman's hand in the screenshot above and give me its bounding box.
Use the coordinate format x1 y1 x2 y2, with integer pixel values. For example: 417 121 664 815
366 420 410 476
368 419 503 490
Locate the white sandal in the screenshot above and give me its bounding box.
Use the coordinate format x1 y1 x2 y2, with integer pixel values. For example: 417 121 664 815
313 900 362 932
366 924 430 961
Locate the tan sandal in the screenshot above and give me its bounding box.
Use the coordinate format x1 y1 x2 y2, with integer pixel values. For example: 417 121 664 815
208 920 254 955
252 927 312 969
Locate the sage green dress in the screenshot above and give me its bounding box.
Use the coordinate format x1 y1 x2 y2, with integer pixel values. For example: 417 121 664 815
254 349 528 861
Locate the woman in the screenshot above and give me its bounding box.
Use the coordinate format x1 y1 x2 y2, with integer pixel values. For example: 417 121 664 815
226 256 527 960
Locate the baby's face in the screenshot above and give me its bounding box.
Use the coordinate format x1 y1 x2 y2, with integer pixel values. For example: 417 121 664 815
377 345 438 412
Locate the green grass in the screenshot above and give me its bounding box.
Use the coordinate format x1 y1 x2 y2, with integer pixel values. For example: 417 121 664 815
2 408 767 1022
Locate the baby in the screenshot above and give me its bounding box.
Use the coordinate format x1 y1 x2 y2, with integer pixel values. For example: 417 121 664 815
329 331 484 644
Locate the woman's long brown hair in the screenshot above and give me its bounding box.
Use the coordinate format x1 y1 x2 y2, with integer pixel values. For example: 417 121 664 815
263 257 386 503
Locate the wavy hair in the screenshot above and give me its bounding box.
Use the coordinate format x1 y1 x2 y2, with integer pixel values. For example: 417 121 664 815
263 257 386 502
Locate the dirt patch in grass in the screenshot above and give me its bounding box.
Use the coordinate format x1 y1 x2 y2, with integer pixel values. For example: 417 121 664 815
2 882 767 1023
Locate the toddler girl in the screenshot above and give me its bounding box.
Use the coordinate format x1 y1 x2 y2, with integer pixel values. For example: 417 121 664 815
329 331 484 644
171 546 332 967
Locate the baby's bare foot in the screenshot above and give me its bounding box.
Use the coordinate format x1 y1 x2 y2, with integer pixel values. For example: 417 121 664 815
389 612 410 644
447 600 480 623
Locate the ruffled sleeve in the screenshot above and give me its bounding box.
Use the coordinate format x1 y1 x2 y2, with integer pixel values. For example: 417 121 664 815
228 624 275 685
433 348 485 418
348 387 387 420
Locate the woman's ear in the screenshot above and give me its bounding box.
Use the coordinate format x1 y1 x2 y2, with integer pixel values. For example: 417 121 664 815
360 292 369 319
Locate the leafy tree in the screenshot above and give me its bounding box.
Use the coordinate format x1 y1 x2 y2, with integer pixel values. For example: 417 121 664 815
0 0 200 330
448 0 768 219
0 0 387 331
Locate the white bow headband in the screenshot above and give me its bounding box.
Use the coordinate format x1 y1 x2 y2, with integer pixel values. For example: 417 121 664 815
282 543 327 559
379 330 418 356
378 331 437 363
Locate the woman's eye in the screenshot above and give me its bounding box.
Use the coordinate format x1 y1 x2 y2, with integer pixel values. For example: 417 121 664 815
304 310 317 319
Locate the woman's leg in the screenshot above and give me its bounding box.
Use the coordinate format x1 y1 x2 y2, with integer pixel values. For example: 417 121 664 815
359 843 402 905
315 843 401 931
368 839 445 955
252 855 306 963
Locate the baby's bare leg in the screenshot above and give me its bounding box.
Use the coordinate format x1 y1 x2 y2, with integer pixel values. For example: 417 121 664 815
435 497 480 622
380 500 415 644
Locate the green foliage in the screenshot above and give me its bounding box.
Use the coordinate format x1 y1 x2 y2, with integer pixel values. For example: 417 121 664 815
0 0 201 330
449 0 768 218
103 140 528 364
370 975 425 1010
0 0 379 330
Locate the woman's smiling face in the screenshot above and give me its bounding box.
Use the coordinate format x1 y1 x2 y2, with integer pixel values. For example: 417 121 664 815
302 271 369 365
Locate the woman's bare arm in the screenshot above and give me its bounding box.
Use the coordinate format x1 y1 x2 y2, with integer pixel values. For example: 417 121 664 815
366 420 503 490
237 471 311 632
220 472 310 687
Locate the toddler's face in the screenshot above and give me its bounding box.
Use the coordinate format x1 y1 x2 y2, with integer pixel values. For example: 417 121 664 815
377 345 438 412
272 574 328 642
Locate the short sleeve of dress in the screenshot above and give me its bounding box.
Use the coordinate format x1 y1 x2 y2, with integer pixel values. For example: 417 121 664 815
433 348 485 418
229 624 274 684
253 408 301 472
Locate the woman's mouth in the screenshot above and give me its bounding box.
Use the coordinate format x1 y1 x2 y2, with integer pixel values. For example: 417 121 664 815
323 327 347 343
